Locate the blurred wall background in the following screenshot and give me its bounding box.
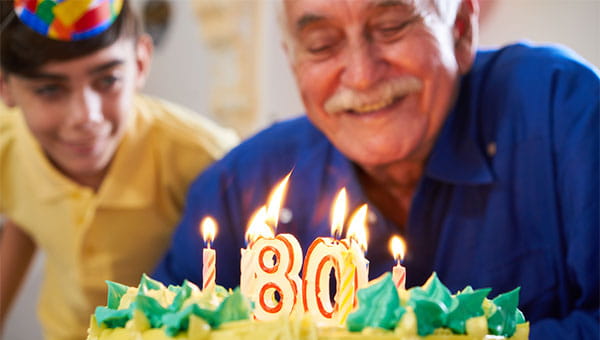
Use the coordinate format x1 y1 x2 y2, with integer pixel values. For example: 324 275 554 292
3 0 598 339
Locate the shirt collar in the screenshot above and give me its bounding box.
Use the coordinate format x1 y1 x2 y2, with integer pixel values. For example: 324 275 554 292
425 75 495 185
17 104 156 208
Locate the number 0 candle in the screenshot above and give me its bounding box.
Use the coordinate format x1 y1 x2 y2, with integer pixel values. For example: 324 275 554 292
302 188 348 324
201 216 218 292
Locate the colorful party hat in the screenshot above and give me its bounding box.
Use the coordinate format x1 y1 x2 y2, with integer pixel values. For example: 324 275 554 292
14 0 124 41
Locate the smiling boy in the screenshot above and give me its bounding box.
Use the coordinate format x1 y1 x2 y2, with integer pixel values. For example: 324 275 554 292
0 1 238 339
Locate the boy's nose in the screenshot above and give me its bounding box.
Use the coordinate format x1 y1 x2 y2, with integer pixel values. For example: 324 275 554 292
68 89 103 126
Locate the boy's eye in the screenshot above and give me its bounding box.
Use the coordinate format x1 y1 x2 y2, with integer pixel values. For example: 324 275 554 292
96 75 120 90
34 84 64 98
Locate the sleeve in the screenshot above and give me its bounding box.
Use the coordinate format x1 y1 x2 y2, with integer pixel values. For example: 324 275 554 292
530 54 600 340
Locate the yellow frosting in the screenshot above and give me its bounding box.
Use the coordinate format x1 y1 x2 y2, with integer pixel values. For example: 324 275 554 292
88 311 530 340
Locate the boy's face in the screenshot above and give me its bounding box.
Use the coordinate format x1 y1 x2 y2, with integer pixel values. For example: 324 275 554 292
0 37 151 186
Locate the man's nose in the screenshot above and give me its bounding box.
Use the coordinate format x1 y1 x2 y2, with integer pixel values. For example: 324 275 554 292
67 89 103 126
340 40 381 90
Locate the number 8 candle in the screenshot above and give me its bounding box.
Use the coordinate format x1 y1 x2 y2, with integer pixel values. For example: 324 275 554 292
201 216 218 292
240 172 304 320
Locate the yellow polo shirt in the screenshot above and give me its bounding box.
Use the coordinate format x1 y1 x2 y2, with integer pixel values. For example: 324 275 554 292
0 95 238 340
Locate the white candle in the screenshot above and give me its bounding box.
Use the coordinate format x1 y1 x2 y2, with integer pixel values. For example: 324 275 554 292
240 207 272 300
240 247 255 297
346 204 370 290
200 217 218 292
202 248 216 291
337 246 356 324
390 235 406 290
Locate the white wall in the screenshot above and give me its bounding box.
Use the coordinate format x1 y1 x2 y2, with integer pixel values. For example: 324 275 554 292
3 0 598 338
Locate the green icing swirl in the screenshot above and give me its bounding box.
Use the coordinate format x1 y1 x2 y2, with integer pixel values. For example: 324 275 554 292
136 294 169 328
105 281 129 309
95 276 252 336
138 273 164 292
161 288 252 334
348 272 526 338
487 287 522 337
346 273 406 332
167 280 193 312
162 304 198 335
407 273 456 335
95 306 132 328
446 286 491 334
214 287 253 325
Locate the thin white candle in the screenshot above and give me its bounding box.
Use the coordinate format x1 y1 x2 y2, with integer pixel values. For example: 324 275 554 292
200 216 218 292
390 235 406 290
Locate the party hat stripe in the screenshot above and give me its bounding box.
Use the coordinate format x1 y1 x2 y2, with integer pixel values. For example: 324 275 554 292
52 0 93 26
15 0 37 13
48 17 72 40
35 0 56 24
74 0 110 32
111 0 123 16
18 8 50 35
71 20 110 40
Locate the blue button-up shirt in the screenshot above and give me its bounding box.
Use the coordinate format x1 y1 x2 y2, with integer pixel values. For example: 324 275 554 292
154 43 599 339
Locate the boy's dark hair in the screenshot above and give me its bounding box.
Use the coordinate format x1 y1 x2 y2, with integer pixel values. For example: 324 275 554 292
0 0 142 77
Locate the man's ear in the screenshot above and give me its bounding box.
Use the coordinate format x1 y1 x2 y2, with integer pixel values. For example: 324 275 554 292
453 0 479 75
134 34 154 90
0 71 16 107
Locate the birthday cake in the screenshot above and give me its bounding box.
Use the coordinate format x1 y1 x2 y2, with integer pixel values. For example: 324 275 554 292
86 273 529 340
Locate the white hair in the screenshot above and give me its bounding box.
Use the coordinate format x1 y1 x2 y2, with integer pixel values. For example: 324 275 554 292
276 0 463 57
432 0 462 24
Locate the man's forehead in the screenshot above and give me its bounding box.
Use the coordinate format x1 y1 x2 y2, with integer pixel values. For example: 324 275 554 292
285 0 431 27
285 0 426 13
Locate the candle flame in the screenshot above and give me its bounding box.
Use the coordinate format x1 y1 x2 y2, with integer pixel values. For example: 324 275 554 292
265 171 292 231
346 204 369 252
389 235 406 262
330 188 348 239
245 206 274 244
201 216 218 247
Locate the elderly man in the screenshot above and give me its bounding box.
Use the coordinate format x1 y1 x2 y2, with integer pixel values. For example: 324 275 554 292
154 0 599 339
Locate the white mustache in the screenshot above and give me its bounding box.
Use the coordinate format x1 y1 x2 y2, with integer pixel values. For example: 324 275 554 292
324 77 423 114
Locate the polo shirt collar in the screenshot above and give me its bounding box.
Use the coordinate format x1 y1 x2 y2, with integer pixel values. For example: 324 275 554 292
95 115 157 208
18 108 156 208
425 76 495 185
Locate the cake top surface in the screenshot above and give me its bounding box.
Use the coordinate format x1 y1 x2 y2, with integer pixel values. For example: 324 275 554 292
89 272 528 339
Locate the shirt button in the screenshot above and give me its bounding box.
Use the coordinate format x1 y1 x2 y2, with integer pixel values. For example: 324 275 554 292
487 142 497 157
